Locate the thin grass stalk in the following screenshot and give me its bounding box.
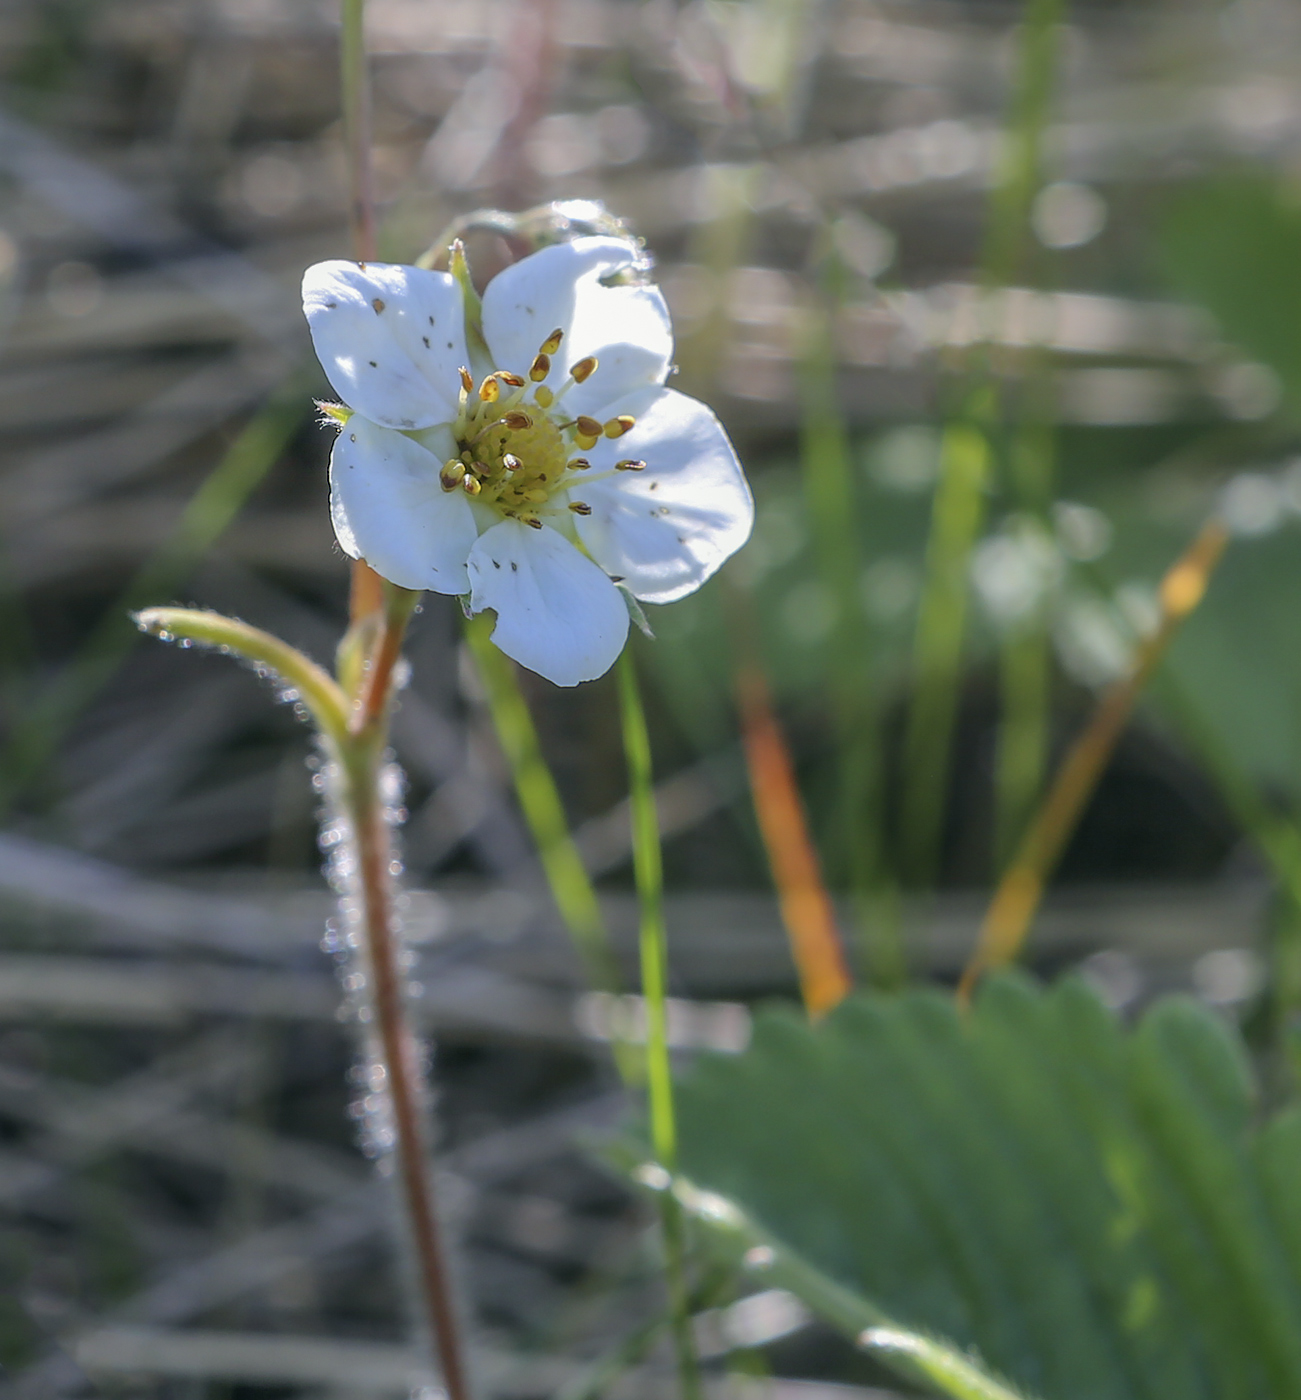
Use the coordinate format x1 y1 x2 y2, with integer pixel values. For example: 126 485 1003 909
0 385 304 814
900 0 1064 886
958 518 1229 1003
464 614 622 997
797 279 901 985
339 0 384 628
736 662 853 1017
900 418 993 884
993 409 1058 870
616 649 703 1400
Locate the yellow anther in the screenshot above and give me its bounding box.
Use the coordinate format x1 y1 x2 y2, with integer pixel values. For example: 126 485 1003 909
501 411 533 430
530 353 550 382
462 474 482 496
534 385 554 408
540 328 564 354
571 355 598 383
372 297 385 313
459 366 474 394
567 457 591 471
575 415 602 438
479 377 500 403
440 459 466 490
502 453 523 472
605 415 635 438
569 501 592 515
525 516 544 529
615 458 647 471
497 371 526 387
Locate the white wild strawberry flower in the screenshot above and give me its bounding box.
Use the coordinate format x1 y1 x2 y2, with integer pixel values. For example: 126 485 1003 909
302 236 753 686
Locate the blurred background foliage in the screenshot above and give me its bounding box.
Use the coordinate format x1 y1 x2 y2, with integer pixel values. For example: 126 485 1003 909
6 0 1301 1395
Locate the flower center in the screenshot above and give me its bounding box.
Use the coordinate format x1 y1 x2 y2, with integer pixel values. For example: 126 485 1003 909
438 329 645 528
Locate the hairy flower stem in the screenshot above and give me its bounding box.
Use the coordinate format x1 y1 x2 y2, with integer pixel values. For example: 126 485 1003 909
616 651 703 1400
339 731 472 1400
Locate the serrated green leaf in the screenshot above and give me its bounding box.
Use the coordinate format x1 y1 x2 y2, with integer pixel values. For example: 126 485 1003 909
675 976 1301 1400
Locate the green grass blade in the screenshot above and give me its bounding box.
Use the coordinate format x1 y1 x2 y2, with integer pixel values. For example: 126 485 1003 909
464 615 621 996
0 379 306 812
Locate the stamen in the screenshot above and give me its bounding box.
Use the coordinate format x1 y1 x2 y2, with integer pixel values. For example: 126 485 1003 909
571 355 598 383
574 415 603 450
567 457 591 471
616 458 647 471
440 460 466 490
478 377 500 403
540 328 564 354
534 385 554 408
459 367 474 394
497 371 526 387
501 411 533 430
502 453 523 472
605 415 636 438
524 517 545 529
462 474 482 496
529 353 550 382
569 501 592 515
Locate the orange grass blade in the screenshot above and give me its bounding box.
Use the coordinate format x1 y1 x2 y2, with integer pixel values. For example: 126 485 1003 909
958 517 1229 1005
737 664 854 1017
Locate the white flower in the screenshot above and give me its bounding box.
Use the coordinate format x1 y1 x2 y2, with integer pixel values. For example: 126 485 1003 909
302 236 753 686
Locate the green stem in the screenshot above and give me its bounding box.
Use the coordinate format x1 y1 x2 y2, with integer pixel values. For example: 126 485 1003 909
465 614 621 995
659 1173 1028 1400
616 649 703 1400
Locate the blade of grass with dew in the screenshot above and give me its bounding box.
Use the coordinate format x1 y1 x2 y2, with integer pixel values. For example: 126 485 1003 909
0 379 307 815
958 518 1229 1002
617 648 703 1400
901 0 1064 886
465 614 622 997
797 255 902 984
736 661 853 1018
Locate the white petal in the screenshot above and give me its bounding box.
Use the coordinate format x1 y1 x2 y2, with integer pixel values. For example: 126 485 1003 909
330 418 477 594
467 521 629 686
303 261 468 430
573 387 753 604
480 237 672 419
